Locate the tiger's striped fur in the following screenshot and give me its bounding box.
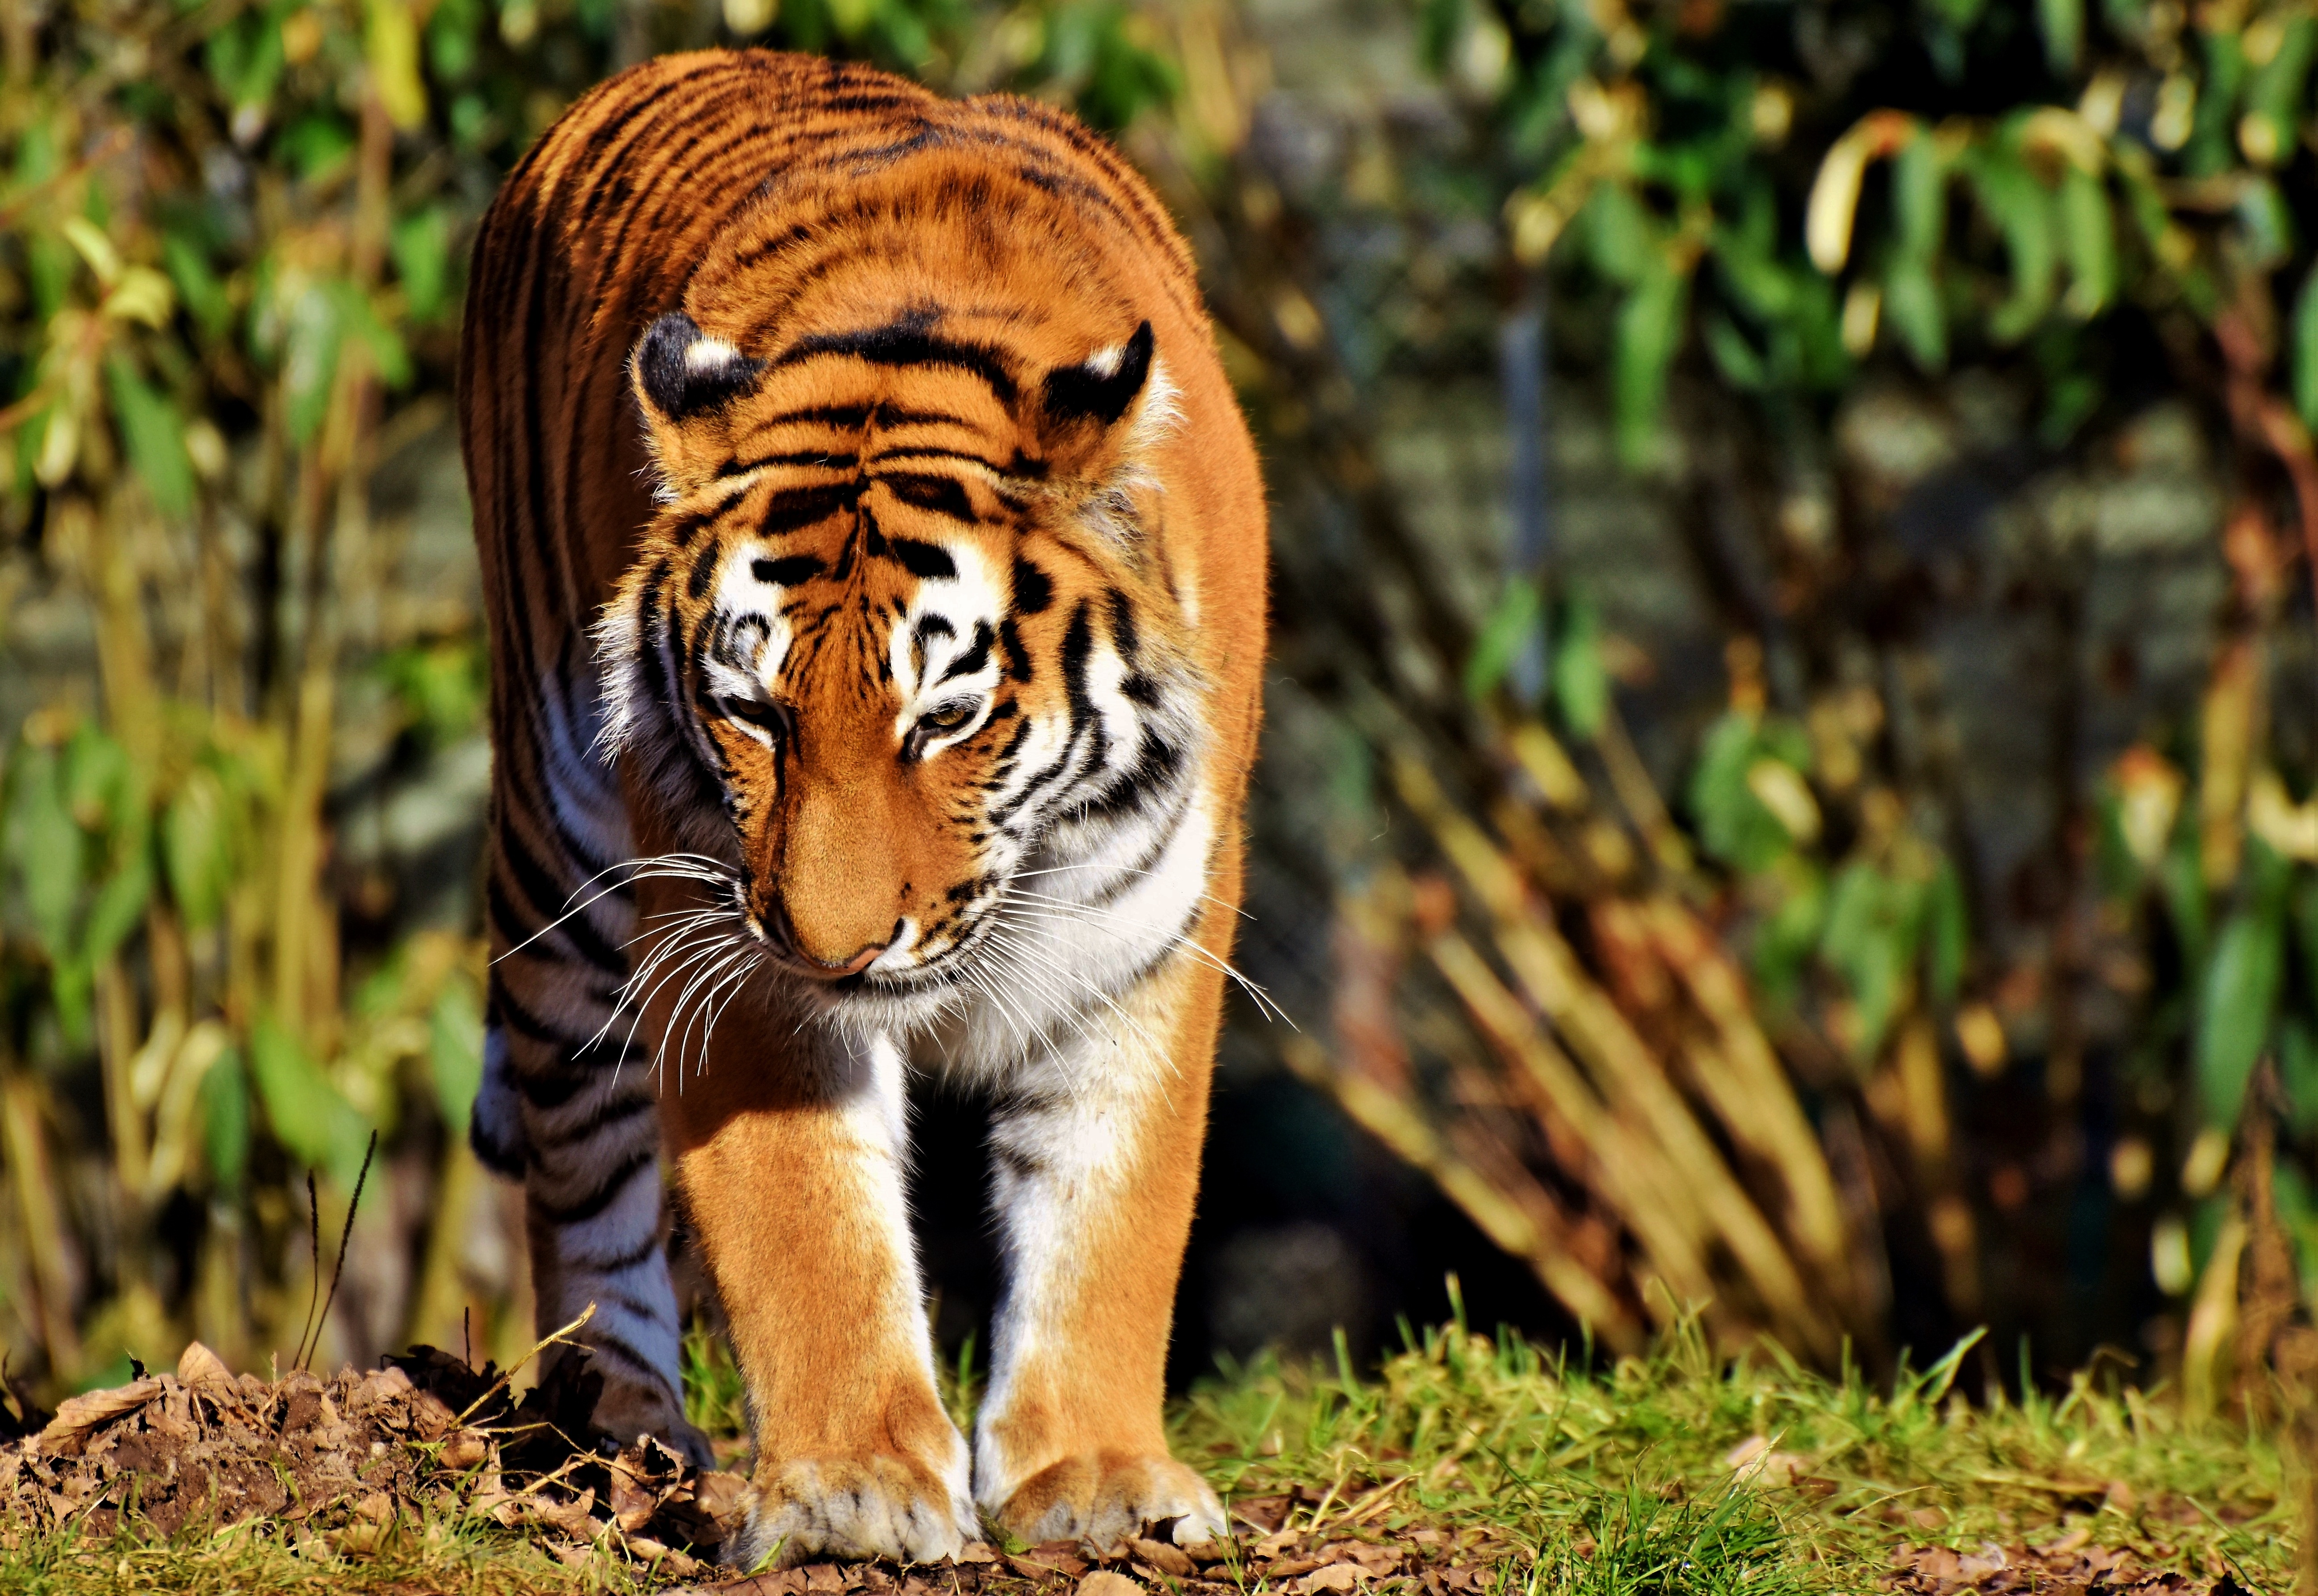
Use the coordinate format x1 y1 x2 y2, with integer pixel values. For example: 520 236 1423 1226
458 50 1268 1562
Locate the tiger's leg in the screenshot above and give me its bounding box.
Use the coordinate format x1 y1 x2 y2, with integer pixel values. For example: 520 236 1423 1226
972 940 1229 1547
645 895 972 1562
474 671 709 1463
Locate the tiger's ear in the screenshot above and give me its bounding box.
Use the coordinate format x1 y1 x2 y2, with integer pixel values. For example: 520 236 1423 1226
630 310 763 495
1042 320 1153 429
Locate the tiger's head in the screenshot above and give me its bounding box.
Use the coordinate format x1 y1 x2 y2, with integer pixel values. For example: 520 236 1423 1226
595 297 1207 1035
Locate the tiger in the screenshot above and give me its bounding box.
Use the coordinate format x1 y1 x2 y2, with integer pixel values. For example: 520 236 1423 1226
456 48 1269 1563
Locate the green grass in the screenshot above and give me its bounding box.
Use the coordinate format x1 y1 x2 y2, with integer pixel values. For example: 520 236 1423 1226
1171 1309 2294 1594
0 1311 2296 1593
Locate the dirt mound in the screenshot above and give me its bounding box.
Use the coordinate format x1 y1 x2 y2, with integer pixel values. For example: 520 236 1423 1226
0 1337 750 1578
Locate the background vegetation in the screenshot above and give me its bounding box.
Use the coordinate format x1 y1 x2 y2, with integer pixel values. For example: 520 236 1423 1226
0 0 2315 1444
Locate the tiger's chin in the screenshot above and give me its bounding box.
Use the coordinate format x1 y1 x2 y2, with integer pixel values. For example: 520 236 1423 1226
777 960 976 1043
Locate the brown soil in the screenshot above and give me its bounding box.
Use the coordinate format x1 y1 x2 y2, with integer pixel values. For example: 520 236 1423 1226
0 1336 750 1578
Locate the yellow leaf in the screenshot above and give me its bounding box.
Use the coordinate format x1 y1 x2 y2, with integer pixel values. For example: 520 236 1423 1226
102 266 176 328
1744 758 1821 844
367 0 429 132
1806 110 1919 274
2016 106 2106 174
59 216 123 287
2248 768 2318 861
34 405 78 486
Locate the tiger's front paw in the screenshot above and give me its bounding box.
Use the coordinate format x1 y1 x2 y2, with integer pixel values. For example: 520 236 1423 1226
739 1446 977 1566
985 1453 1226 1550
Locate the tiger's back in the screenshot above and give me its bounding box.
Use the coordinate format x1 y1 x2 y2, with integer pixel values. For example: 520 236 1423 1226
462 49 1266 1558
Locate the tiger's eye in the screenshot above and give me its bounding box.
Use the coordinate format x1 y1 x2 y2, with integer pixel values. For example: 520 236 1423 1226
918 701 975 735
724 695 792 738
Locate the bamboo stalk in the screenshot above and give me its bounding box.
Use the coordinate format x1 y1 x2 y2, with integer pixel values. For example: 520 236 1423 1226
1641 898 1850 1276
0 1063 82 1377
1281 1036 1639 1347
1392 753 1837 1356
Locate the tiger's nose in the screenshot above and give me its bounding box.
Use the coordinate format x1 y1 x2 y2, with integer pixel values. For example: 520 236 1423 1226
814 943 885 978
761 900 887 979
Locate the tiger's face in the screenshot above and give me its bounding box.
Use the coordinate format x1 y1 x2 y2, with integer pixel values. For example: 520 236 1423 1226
596 304 1207 1034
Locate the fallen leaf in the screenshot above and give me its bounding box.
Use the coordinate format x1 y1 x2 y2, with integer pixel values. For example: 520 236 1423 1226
1132 1537 1195 1576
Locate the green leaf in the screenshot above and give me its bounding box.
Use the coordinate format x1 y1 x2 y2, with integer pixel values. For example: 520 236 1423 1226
377 638 487 746
2281 1018 2318 1139
1972 149 2056 343
2186 30 2247 178
1613 262 1688 467
1418 0 1462 72
200 1045 252 1197
1464 578 1543 700
205 12 285 119
2194 903 2284 1129
63 720 134 834
280 112 358 183
249 1017 371 1186
2300 874 2318 1003
1689 713 1792 874
1819 862 1925 1063
1701 312 1768 390
389 209 452 325
1925 0 1986 29
2037 0 2082 73
104 355 198 521
337 281 412 389
1584 183 1656 287
162 231 231 341
2058 168 2113 317
1883 259 1947 373
2295 261 2318 431
1752 856 1828 1009
80 843 152 971
163 764 239 930
4 739 83 957
1551 591 1607 740
427 0 482 80
1924 860 1967 1005
429 978 484 1137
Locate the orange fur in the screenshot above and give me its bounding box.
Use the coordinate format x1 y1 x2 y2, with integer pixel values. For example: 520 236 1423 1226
461 49 1266 1560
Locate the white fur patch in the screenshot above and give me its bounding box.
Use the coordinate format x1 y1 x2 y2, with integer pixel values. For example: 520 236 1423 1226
686 336 746 372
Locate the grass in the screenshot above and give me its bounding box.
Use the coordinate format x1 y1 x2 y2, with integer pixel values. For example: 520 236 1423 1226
1171 1306 2293 1594
0 1308 2297 1594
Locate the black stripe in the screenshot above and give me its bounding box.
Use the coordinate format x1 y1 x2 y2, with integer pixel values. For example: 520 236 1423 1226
537 1148 652 1225
880 474 977 524
770 310 1019 407
886 534 957 577
496 822 627 973
939 623 993 682
1012 559 1052 615
564 1232 665 1275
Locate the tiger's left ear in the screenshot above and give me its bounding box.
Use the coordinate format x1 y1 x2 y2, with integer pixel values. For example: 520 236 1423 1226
1042 321 1154 429
630 309 764 496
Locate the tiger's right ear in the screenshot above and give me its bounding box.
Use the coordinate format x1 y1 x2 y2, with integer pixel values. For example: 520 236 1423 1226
630 310 764 495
